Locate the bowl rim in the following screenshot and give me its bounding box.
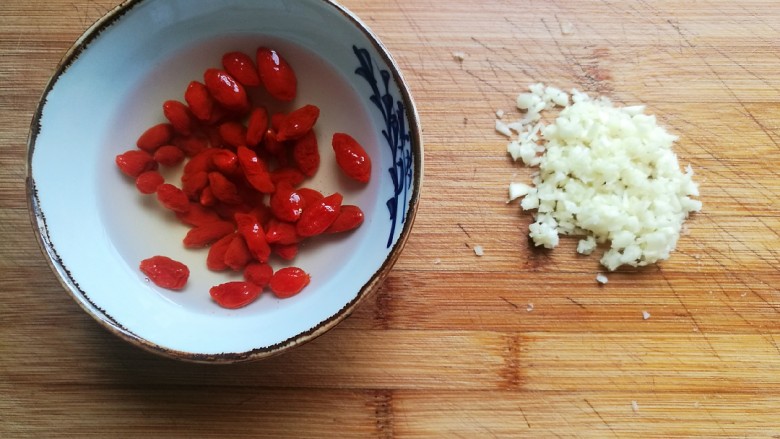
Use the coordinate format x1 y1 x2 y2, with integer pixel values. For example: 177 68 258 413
25 0 423 363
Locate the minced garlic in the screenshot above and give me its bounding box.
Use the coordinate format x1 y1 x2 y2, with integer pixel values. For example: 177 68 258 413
503 84 701 270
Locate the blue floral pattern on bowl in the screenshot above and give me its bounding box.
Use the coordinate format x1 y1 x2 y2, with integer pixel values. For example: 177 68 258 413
353 46 414 248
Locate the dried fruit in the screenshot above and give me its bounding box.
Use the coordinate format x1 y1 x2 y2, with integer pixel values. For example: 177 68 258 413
209 171 244 204
265 219 300 245
182 220 235 248
273 243 298 261
269 267 310 298
199 186 217 207
210 149 239 175
173 133 209 157
246 107 269 147
270 182 304 222
139 256 189 290
175 203 222 227
270 167 306 187
137 123 174 153
156 183 190 213
277 104 320 141
236 146 275 193
209 281 261 309
204 68 250 113
243 262 273 288
270 112 286 131
206 233 235 271
135 170 164 194
326 205 364 234
163 100 195 135
332 133 371 183
221 51 261 87
116 150 157 178
181 170 209 200
296 193 343 237
218 121 247 149
184 81 214 122
153 145 185 167
235 213 271 263
208 172 243 205
296 187 324 206
263 128 284 155
256 47 297 102
292 130 320 177
224 235 252 271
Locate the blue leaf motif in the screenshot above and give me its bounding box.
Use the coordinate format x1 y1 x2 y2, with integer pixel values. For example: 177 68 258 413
388 166 399 190
386 198 397 221
353 45 413 248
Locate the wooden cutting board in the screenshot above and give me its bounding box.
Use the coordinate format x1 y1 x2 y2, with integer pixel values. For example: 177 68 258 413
2 0 779 437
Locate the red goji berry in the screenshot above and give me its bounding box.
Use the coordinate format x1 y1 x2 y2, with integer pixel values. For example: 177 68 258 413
222 51 261 87
332 133 371 183
270 167 306 187
183 220 234 248
212 202 254 222
236 146 275 193
292 130 319 177
153 144 185 167
116 149 157 178
270 112 286 131
249 203 272 227
181 170 209 200
184 81 214 122
273 243 298 261
211 149 239 175
163 100 195 135
209 281 262 309
256 47 297 102
235 212 271 263
224 234 252 271
176 202 222 227
245 107 268 147
183 148 219 175
277 104 320 141
240 186 267 210
243 262 273 288
269 267 310 298
206 104 229 126
296 192 343 237
172 132 209 157
206 233 235 271
265 218 300 245
135 170 164 194
203 125 226 149
208 172 242 205
326 204 364 234
137 123 174 153
204 68 250 113
139 255 189 290
296 187 324 207
218 121 247 149
199 186 217 207
263 128 284 156
156 183 190 213
270 182 304 222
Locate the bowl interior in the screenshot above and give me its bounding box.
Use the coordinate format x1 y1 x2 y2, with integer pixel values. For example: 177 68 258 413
29 0 420 360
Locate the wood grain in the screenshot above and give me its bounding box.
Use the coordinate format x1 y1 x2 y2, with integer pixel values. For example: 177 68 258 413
2 0 780 437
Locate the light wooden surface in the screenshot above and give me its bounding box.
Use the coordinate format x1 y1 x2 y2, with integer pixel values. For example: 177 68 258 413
2 0 780 437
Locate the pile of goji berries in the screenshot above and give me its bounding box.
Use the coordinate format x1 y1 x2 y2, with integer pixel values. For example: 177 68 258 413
116 47 372 309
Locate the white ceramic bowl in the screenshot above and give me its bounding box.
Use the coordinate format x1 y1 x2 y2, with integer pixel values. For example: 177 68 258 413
27 0 422 362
